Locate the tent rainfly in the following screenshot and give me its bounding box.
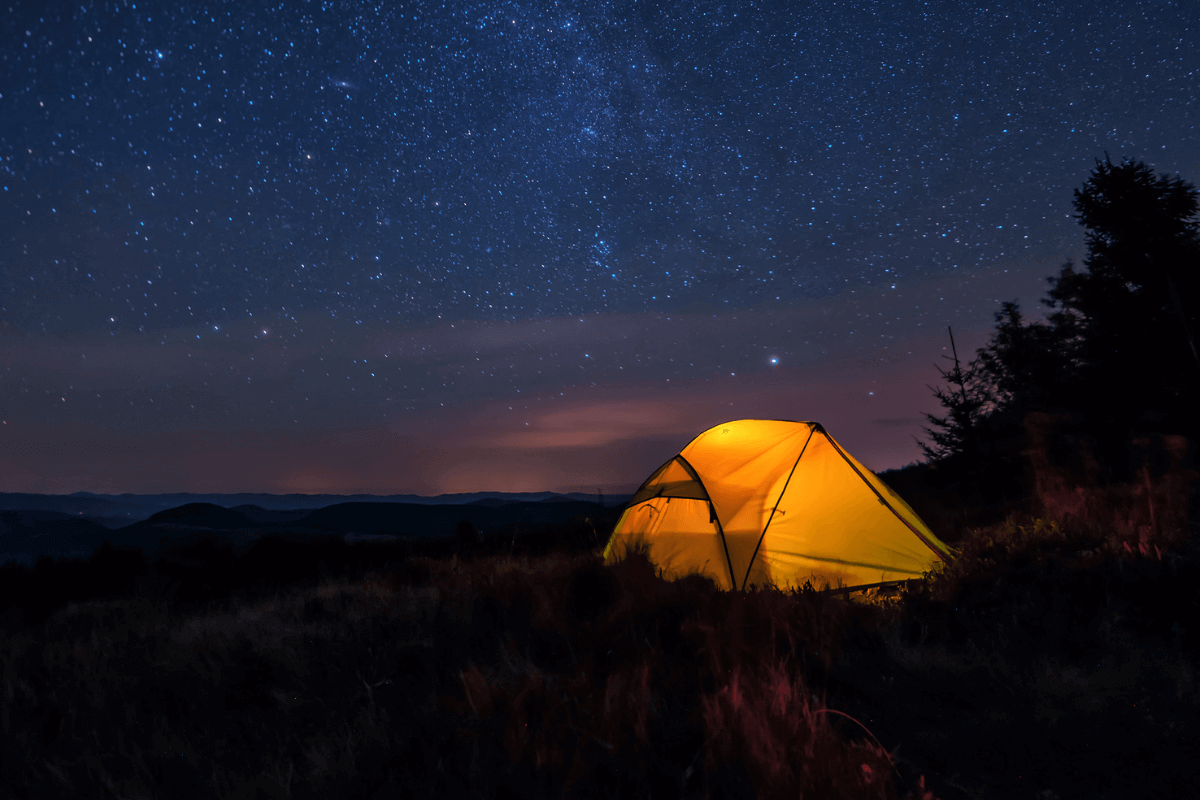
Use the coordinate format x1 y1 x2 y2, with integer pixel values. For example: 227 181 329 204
602 419 953 592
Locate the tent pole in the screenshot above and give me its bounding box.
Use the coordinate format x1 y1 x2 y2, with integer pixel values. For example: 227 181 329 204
742 425 816 590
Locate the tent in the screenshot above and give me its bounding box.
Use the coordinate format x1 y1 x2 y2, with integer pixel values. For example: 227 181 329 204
602 419 952 591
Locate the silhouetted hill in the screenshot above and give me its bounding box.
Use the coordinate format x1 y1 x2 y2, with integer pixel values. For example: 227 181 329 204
143 503 260 530
294 500 604 537
0 491 630 528
229 505 316 524
0 510 114 566
1 495 622 568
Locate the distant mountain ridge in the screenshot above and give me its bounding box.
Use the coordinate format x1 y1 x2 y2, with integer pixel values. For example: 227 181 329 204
119 500 613 538
0 490 626 528
0 492 632 568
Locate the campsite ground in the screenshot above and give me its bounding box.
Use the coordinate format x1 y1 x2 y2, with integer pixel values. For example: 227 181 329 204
0 474 1196 799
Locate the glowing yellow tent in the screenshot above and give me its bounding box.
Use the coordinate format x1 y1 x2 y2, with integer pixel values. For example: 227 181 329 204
603 420 952 591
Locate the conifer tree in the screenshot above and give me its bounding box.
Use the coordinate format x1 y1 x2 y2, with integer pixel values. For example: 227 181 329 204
974 300 1076 417
918 327 987 470
1046 157 1200 421
922 157 1200 484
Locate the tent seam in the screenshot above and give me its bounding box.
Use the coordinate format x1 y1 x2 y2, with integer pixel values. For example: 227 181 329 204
817 426 949 560
741 424 816 590
767 551 928 573
676 454 737 591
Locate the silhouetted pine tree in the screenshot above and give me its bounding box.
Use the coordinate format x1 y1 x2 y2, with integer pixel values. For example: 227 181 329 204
933 157 1200 491
918 327 988 484
974 300 1077 417
1047 157 1200 430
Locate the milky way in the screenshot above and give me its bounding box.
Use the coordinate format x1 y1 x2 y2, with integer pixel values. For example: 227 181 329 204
1 1 1197 493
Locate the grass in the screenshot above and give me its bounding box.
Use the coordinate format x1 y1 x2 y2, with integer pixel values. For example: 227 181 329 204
422 546 911 799
0 465 1196 799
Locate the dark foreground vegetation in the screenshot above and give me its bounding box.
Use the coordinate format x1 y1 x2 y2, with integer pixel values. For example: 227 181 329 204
0 454 1196 799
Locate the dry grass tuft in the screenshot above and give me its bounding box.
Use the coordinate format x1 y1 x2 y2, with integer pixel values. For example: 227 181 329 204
700 657 900 800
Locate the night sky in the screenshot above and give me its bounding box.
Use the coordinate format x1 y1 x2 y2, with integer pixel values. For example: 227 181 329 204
2 1 1198 495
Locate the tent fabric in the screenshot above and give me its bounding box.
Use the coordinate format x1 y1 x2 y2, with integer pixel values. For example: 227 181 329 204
603 419 952 591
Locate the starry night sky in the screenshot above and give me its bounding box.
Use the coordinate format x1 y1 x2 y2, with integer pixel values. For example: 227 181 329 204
2 0 1198 495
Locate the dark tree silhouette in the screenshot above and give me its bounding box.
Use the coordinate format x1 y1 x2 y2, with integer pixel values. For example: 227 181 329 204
974 300 1077 417
1069 156 1199 366
1046 157 1200 428
925 157 1200 490
918 327 987 474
